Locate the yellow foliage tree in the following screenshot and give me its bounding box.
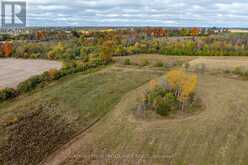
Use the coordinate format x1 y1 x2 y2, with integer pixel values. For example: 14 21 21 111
47 42 65 59
166 69 198 110
48 68 59 80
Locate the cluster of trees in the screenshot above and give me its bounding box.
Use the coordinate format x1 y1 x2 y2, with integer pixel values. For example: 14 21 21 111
111 34 248 57
142 69 198 116
159 35 248 56
0 30 74 41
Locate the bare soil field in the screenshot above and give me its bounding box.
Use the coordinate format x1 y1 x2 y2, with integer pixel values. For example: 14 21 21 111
189 57 248 72
0 58 62 88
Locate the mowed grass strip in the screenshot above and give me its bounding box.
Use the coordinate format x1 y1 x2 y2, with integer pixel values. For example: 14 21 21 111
0 66 161 165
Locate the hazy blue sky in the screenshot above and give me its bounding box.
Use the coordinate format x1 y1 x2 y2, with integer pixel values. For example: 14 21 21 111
25 0 248 27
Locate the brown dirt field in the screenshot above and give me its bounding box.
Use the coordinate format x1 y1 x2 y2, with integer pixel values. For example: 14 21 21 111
0 58 62 88
189 57 248 72
41 72 248 165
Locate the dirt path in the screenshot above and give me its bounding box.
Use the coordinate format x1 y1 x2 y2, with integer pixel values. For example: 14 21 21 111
0 58 62 88
41 72 248 165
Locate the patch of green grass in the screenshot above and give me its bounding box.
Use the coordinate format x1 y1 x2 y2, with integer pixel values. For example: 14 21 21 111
0 66 161 165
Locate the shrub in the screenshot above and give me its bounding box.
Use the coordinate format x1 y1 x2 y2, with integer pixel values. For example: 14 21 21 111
233 67 243 75
47 51 56 60
124 58 131 65
30 53 40 59
90 57 104 66
0 88 17 102
47 68 60 80
154 61 164 67
147 86 167 105
153 96 169 116
17 75 43 93
232 67 248 79
144 84 179 116
141 59 149 66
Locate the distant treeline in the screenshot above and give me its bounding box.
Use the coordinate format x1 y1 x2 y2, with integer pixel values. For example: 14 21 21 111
0 30 248 60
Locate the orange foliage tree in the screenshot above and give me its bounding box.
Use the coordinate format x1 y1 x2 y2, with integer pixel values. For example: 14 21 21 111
36 31 47 40
191 27 200 37
144 28 167 38
2 42 13 57
47 68 59 80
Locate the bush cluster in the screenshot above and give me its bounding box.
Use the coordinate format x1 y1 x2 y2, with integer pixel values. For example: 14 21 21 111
144 86 179 116
0 88 17 102
230 67 248 79
142 69 198 116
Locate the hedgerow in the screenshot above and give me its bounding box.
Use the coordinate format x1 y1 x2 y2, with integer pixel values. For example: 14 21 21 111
0 88 17 102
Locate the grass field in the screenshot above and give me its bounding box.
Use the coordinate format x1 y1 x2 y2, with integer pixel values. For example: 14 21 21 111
54 72 248 165
38 55 248 165
2 55 248 165
0 65 162 165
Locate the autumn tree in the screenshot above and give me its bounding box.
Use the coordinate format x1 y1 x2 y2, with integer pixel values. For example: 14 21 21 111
47 68 59 80
2 42 13 57
191 28 200 37
166 69 198 110
47 42 65 59
99 41 114 63
36 31 47 40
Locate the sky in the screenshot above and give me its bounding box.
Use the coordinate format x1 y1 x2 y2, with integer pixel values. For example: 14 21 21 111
17 0 248 27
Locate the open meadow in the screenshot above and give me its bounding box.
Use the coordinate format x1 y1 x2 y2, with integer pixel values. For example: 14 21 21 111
37 55 248 165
